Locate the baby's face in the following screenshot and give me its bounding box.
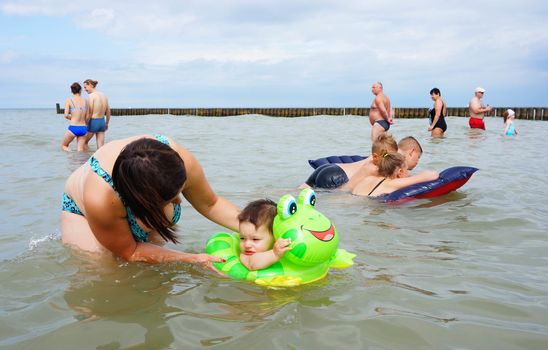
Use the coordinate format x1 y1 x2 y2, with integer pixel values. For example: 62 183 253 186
239 222 273 256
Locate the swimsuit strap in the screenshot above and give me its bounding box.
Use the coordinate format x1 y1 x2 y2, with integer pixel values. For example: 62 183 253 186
173 202 181 223
89 156 116 189
153 134 169 145
68 99 76 112
125 206 150 242
368 177 387 196
441 101 446 118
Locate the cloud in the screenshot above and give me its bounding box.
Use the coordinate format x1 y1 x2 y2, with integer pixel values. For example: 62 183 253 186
79 8 115 29
0 50 18 63
0 0 547 107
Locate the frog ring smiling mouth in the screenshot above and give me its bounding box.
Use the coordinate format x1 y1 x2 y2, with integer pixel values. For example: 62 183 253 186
302 224 335 242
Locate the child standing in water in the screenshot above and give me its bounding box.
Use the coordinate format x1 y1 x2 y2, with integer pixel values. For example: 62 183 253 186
503 109 518 136
238 199 292 270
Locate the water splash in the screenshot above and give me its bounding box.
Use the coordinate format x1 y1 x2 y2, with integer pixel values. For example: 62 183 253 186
28 232 59 251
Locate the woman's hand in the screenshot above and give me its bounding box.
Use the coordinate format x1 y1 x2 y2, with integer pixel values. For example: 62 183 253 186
191 253 226 273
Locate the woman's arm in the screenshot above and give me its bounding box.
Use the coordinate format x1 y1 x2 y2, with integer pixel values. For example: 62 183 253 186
64 99 71 120
171 141 240 231
390 170 439 189
84 179 223 267
105 98 111 130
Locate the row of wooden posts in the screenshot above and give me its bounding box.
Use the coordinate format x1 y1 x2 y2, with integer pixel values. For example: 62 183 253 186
56 104 548 120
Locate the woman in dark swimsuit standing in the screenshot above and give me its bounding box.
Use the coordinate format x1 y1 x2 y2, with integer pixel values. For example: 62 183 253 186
428 87 447 138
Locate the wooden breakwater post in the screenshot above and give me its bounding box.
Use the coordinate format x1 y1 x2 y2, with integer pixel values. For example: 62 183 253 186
55 104 547 120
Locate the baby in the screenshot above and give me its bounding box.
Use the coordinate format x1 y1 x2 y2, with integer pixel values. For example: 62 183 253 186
238 199 292 270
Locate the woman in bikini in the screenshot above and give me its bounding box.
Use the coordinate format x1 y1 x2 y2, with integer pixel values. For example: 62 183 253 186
61 134 240 269
61 82 89 151
351 152 439 197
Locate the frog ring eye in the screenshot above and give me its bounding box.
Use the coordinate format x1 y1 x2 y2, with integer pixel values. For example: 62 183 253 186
278 195 297 219
298 188 316 207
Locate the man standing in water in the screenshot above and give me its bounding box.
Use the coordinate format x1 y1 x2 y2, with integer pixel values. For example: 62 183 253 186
468 87 492 130
84 79 111 149
369 81 394 141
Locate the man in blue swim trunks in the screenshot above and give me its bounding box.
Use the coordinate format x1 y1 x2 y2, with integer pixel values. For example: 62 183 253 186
84 79 111 150
369 81 394 142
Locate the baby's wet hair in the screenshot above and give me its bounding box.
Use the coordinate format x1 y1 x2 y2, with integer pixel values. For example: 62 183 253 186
238 199 277 234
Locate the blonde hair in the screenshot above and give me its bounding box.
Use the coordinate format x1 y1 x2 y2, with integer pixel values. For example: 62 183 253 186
371 133 398 166
378 152 406 177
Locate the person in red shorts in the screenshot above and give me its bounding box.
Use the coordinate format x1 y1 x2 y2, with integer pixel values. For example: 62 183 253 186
468 87 492 130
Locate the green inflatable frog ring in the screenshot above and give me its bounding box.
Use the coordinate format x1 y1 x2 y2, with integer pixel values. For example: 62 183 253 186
205 188 355 287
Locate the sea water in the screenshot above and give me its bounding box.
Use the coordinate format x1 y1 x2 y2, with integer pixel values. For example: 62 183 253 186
0 109 547 349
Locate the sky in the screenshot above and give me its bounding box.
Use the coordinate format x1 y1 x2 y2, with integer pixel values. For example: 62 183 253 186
0 0 547 108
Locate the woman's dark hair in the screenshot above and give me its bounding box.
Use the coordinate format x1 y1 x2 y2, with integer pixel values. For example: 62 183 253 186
84 79 98 87
430 87 441 96
70 82 82 94
112 138 186 243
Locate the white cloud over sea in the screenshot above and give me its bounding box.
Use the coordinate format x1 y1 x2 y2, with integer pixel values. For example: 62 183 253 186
0 0 547 108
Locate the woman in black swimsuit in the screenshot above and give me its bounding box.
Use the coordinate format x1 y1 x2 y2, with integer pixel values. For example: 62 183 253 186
428 87 447 138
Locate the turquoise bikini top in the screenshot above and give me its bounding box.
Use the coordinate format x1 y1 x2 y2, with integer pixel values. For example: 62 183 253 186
88 134 181 242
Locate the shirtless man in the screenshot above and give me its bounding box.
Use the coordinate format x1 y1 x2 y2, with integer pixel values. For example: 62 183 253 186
84 79 111 149
369 81 394 141
468 87 492 130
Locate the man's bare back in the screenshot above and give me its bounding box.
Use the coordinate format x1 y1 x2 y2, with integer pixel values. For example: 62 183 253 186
88 91 109 119
83 79 111 149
